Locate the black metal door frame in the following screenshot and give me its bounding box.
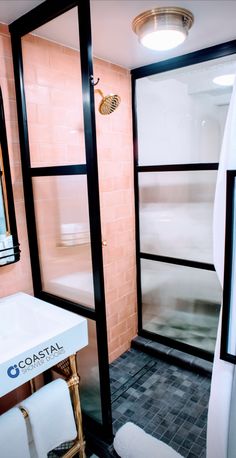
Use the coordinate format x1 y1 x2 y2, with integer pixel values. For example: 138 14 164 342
9 0 112 442
131 40 236 363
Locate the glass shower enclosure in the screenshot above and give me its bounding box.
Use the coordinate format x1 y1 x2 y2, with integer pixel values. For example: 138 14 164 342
10 0 112 444
132 47 236 360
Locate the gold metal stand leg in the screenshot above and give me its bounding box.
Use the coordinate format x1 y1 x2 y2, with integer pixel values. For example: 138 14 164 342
62 354 86 458
29 378 36 394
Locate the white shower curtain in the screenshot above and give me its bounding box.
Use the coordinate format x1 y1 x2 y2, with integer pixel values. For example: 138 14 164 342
207 77 236 458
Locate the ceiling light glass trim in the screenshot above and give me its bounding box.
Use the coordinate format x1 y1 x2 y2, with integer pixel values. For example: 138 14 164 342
132 7 194 51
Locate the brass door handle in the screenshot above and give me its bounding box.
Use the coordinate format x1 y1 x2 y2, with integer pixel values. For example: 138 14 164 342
102 240 107 247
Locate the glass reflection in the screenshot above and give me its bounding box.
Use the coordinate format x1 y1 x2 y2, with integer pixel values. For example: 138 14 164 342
21 8 86 167
76 319 102 423
139 170 217 263
32 175 94 308
137 54 236 166
142 259 222 352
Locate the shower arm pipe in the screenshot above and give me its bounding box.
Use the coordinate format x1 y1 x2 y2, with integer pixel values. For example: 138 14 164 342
95 88 105 98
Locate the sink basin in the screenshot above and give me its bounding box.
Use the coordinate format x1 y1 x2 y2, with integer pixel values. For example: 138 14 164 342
0 292 88 397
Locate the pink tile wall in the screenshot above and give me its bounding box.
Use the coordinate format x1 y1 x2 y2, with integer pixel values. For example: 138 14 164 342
94 59 137 362
22 34 137 362
0 24 33 297
0 23 33 413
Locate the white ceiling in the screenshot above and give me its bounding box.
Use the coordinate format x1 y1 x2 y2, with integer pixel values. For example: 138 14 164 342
0 1 236 69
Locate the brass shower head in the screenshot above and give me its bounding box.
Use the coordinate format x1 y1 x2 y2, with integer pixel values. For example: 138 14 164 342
95 89 121 115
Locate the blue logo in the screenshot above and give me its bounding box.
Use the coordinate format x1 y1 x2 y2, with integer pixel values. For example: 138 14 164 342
7 364 20 378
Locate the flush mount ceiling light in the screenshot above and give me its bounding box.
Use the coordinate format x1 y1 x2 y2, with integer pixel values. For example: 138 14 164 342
213 74 235 86
132 7 194 51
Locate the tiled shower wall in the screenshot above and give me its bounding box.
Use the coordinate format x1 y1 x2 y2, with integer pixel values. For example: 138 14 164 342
0 23 33 413
0 24 33 297
94 58 137 361
1 28 137 363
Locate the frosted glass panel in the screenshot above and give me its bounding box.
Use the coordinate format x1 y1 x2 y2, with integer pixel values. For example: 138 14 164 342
139 170 217 263
22 8 86 167
136 54 235 165
76 319 102 423
32 175 94 308
141 259 222 352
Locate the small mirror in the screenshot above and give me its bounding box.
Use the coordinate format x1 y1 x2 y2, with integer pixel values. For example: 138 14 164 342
0 87 20 265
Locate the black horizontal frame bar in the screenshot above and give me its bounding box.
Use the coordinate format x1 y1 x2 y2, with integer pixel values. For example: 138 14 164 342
9 0 80 37
131 40 236 79
38 291 96 321
138 163 219 173
140 252 215 271
0 250 21 261
140 329 213 362
30 164 87 177
0 243 20 253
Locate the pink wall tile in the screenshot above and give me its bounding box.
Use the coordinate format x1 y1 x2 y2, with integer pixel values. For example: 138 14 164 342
0 24 33 412
0 25 33 297
7 31 137 361
94 57 137 362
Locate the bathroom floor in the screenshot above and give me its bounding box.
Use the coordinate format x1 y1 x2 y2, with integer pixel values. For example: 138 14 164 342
110 348 211 458
50 347 211 458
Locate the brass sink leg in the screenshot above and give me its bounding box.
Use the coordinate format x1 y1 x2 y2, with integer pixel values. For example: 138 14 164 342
66 354 86 458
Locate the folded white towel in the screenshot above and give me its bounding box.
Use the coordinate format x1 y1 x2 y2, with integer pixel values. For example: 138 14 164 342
0 407 31 458
20 379 77 457
114 422 183 458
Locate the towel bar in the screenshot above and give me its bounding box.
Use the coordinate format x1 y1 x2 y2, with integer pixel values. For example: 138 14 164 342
19 354 86 458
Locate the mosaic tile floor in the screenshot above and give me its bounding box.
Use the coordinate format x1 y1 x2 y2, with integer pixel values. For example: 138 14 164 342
110 348 211 458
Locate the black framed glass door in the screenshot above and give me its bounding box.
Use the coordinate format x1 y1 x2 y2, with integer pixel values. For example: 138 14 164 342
10 0 112 442
132 42 236 361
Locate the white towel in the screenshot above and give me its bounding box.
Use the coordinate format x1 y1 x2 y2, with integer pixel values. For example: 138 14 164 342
20 379 77 457
207 75 236 458
0 407 31 458
113 422 182 458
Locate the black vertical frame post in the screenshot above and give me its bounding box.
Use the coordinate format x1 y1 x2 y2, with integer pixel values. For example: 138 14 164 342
131 40 236 362
10 33 42 287
10 0 112 443
78 0 112 438
221 170 236 364
131 75 143 333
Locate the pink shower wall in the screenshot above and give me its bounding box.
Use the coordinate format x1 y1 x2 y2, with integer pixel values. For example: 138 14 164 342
21 34 137 362
0 23 33 413
94 59 137 361
0 24 33 297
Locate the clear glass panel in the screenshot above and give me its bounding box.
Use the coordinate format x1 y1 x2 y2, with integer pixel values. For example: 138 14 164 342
32 175 94 308
139 170 217 263
136 54 236 165
141 259 222 352
76 319 102 423
21 8 86 167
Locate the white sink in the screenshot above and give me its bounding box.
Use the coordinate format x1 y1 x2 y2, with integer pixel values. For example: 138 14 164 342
0 292 88 397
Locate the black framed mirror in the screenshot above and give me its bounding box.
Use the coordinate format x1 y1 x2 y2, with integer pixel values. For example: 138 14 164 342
0 87 20 266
